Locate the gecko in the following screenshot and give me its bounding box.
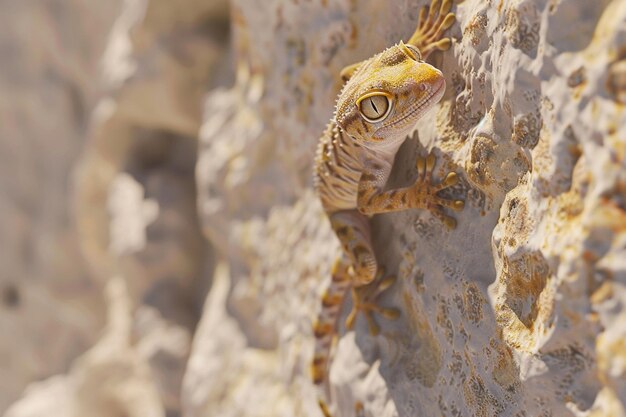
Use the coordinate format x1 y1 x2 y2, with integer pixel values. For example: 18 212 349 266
310 1 463 416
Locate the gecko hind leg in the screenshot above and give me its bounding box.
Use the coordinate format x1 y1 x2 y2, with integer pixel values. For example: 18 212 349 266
345 266 400 336
407 0 456 60
329 211 399 335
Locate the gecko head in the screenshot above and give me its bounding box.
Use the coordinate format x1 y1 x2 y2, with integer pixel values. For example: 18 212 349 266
335 41 446 147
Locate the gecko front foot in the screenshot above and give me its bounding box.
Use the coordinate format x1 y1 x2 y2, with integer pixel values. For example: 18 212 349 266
345 267 400 336
408 0 456 59
410 153 464 229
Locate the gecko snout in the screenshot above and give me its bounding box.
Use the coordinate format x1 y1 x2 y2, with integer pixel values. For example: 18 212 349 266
418 76 445 94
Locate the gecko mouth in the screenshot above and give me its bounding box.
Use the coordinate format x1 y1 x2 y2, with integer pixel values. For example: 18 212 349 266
380 80 445 131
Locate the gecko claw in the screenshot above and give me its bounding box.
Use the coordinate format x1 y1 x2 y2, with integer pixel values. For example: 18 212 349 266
452 200 465 211
442 171 459 187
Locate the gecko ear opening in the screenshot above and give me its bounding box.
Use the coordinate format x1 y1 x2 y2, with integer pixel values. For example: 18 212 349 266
356 91 393 123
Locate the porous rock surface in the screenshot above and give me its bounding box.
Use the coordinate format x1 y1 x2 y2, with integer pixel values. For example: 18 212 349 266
191 0 626 416
3 0 626 417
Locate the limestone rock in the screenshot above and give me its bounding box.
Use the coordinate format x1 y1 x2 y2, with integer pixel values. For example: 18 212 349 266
190 0 626 416
4 0 626 417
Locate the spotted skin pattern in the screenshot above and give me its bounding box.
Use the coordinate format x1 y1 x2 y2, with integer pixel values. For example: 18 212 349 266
311 1 462 416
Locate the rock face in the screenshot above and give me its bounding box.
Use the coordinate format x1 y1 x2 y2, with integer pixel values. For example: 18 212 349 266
3 0 626 417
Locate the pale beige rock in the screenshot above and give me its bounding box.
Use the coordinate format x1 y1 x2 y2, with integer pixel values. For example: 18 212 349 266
4 0 626 416
5 277 167 417
190 0 626 416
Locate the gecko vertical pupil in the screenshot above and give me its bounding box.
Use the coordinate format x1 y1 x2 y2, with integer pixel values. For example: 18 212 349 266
359 95 390 122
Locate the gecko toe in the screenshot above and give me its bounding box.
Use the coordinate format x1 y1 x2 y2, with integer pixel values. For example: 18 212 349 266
379 306 401 320
416 155 426 175
425 153 437 172
452 200 465 211
443 12 456 28
441 0 453 15
377 274 396 292
434 38 452 51
442 171 459 187
347 268 399 335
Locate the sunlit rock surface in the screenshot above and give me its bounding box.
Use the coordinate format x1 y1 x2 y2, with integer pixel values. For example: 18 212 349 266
3 0 626 416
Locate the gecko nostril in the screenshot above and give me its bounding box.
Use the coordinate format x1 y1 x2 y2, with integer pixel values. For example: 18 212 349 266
419 83 428 91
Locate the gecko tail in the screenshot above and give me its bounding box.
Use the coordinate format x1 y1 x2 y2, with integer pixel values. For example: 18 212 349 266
317 398 334 417
311 258 352 417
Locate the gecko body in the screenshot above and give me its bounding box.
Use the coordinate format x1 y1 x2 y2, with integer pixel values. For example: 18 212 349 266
310 1 463 416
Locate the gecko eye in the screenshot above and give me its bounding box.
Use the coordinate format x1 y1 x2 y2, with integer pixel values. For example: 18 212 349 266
356 91 393 123
404 44 422 61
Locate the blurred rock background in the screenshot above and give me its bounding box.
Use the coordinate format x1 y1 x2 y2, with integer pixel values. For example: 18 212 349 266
1 0 228 415
2 0 626 417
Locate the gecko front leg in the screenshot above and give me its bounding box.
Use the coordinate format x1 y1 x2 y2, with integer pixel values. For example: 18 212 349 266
328 211 399 331
357 153 464 228
408 0 456 60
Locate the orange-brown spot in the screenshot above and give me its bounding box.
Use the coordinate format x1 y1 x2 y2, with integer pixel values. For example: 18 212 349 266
331 271 350 282
335 225 350 236
322 291 343 307
313 321 334 338
312 355 327 366
311 355 328 385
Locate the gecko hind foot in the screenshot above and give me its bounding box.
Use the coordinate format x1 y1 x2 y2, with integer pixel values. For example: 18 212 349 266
414 153 465 229
345 267 400 336
408 0 456 59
